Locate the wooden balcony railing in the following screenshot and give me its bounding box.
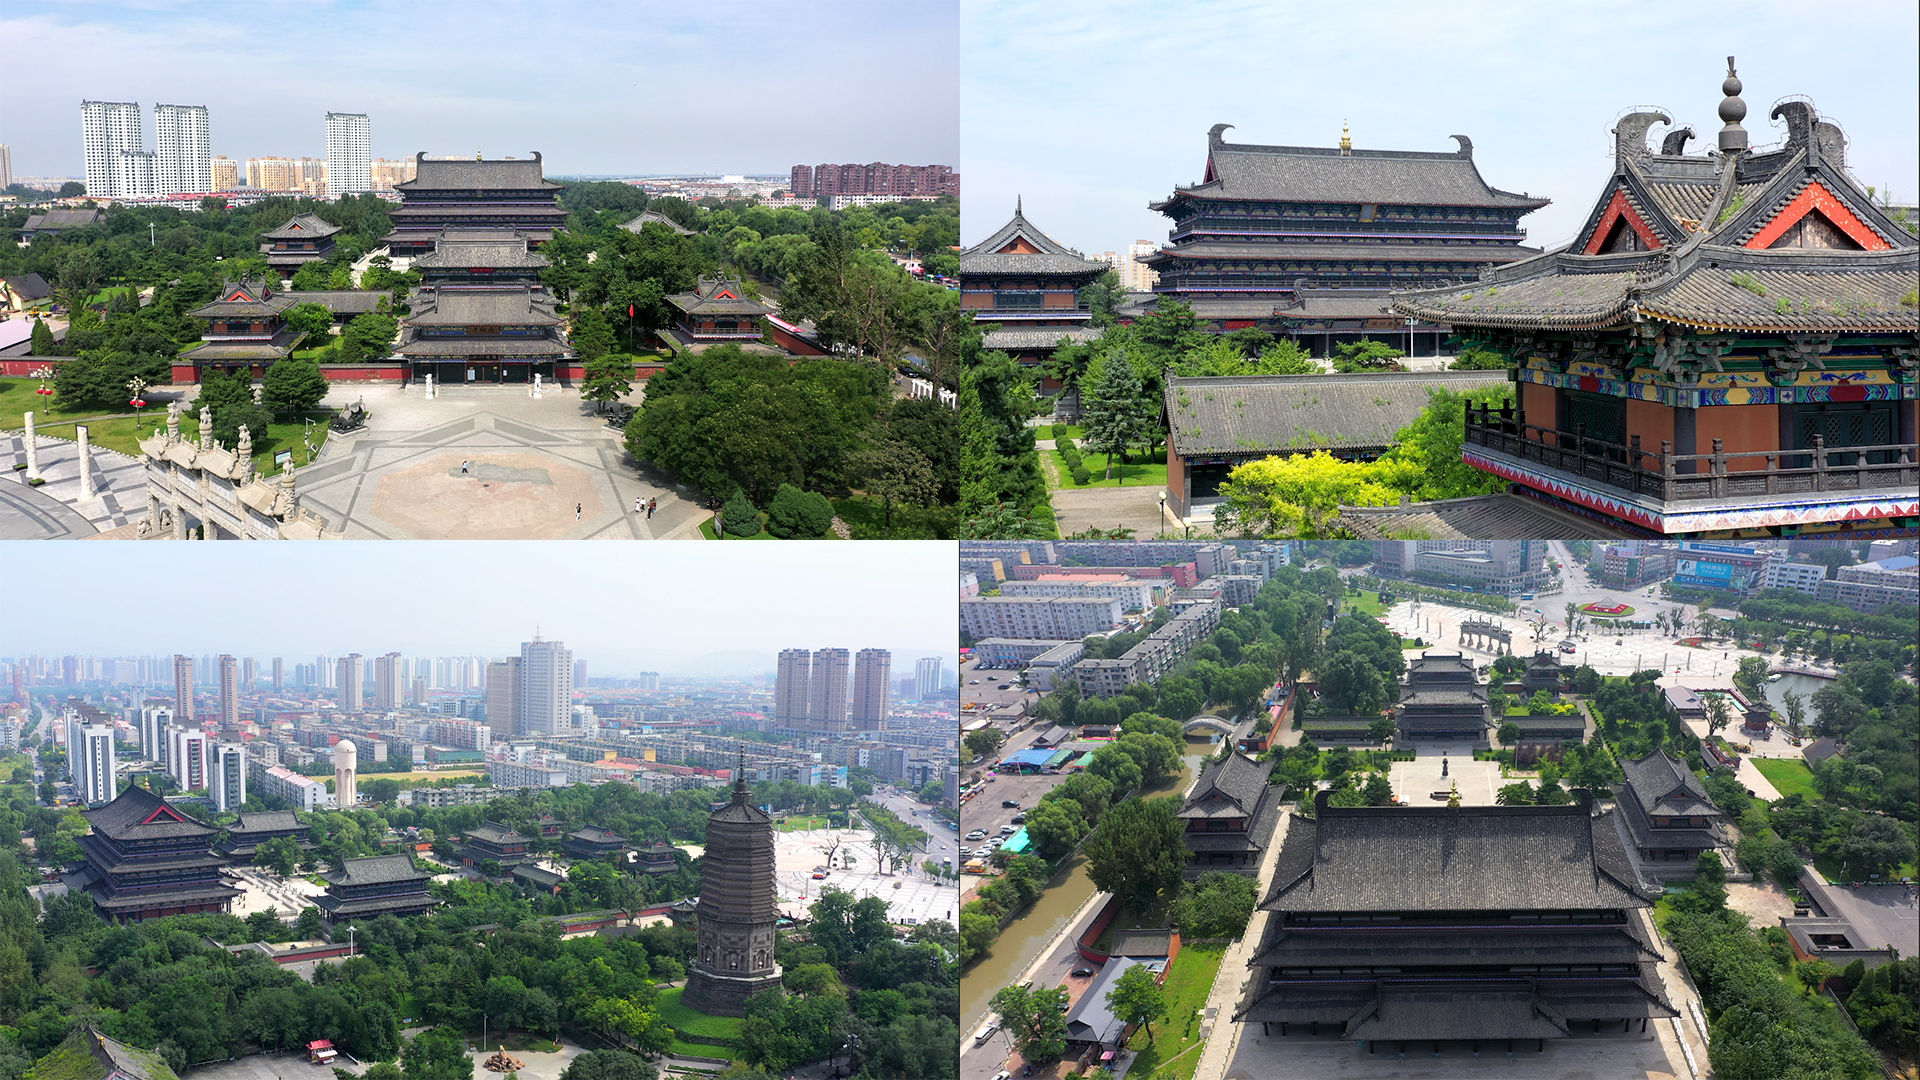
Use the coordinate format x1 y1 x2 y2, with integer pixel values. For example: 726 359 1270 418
1464 403 1919 505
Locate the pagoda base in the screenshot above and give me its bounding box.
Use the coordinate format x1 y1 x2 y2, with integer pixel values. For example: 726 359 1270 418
680 965 784 1018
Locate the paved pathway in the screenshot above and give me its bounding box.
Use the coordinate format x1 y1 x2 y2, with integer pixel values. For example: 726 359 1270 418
297 384 705 540
1195 810 1291 1080
1049 485 1173 538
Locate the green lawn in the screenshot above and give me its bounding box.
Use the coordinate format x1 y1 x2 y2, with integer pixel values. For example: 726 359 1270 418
1751 758 1819 801
776 814 831 832
5 378 331 472
1343 591 1392 618
657 986 746 1044
1049 444 1169 489
1 376 150 431
832 494 955 540
1122 944 1227 1080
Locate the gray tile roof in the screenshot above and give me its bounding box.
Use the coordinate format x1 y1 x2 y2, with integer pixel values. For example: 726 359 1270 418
403 286 561 326
1619 750 1719 818
1164 371 1505 457
1262 802 1653 913
1169 128 1549 210
82 785 215 840
1179 751 1273 819
397 153 560 191
464 821 530 844
667 276 772 317
412 231 549 270
228 810 303 834
1338 494 1641 540
393 336 567 358
292 290 388 315
621 211 694 236
1063 956 1154 1045
187 278 293 318
4 273 52 301
1393 115 1918 334
568 826 627 844
321 854 432 885
960 204 1109 277
1158 240 1532 263
261 213 341 241
980 326 1100 351
22 208 102 231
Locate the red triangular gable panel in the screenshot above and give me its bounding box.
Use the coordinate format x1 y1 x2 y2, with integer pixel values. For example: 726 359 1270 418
226 289 255 302
1203 154 1217 185
289 223 303 230
714 290 737 300
1582 189 1663 254
996 235 1041 254
1745 180 1891 251
140 802 192 824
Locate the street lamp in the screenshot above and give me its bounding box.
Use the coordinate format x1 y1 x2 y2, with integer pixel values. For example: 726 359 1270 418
127 377 149 430
30 365 55 400
1158 490 1168 538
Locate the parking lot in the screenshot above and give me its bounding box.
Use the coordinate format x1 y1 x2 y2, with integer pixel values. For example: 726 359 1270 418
961 657 1043 714
771 825 957 926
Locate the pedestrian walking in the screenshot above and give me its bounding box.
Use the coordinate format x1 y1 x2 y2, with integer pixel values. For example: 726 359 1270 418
635 496 643 515
575 502 582 520
647 497 657 519
461 460 470 475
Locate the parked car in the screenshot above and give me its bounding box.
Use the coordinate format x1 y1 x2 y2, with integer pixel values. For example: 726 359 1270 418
1070 967 1096 977
1011 814 1026 825
966 829 988 841
1002 799 1021 808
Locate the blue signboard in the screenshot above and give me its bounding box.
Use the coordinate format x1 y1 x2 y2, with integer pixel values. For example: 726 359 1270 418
1675 558 1735 587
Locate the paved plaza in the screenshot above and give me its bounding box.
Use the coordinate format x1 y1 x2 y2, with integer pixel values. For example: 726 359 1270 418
1388 756 1504 806
228 866 328 920
1 428 147 538
297 385 704 539
773 825 957 926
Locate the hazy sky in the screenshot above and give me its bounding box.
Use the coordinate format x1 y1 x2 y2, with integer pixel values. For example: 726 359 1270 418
2 543 956 675
961 0 1920 255
1 0 958 179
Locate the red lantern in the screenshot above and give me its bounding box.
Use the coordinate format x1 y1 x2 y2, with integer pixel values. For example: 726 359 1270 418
131 398 147 409
36 386 53 397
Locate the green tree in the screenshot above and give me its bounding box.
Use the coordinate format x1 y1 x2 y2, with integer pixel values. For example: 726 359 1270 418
338 311 397 363
282 302 335 340
1022 796 1088 861
559 1050 656 1080
1079 355 1155 479
1082 795 1185 912
849 436 937 533
580 353 633 413
989 985 1068 1063
1105 962 1169 1044
1361 772 1395 806
1169 871 1258 938
720 488 761 537
963 728 1005 759
401 1028 471 1080
261 354 328 415
28 319 56 356
571 309 616 361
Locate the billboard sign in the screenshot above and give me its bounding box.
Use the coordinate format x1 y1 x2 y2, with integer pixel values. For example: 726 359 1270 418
1675 558 1736 587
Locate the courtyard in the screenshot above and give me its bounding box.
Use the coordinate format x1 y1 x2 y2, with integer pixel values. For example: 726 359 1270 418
773 825 957 926
295 384 703 539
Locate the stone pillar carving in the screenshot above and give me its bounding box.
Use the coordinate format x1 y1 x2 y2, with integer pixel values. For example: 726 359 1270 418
171 492 187 540
76 425 93 500
532 372 543 399
22 411 40 480
198 407 214 452
167 401 181 444
251 384 263 405
425 373 434 398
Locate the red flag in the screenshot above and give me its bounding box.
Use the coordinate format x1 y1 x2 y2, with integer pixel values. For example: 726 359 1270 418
628 304 635 318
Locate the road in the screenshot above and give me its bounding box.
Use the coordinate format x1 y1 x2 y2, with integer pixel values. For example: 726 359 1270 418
868 785 961 871
958 888 1113 1080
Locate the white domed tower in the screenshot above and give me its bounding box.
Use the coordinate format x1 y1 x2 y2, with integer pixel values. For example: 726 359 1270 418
333 739 358 808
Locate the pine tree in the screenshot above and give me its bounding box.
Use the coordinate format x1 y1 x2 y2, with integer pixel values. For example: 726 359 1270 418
1080 355 1153 479
29 318 57 356
720 488 760 537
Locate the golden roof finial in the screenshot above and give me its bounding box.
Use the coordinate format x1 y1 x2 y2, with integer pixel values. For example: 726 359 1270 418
476 149 483 161
1340 121 1352 155
1446 780 1461 808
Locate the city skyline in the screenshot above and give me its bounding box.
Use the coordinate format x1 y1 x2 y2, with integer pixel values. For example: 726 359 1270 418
960 0 1919 256
1 1 957 180
3 543 955 675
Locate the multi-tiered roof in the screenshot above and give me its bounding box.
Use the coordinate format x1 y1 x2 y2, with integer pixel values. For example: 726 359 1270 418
314 854 440 923
1177 750 1282 878
381 153 567 255
1366 61 1919 539
63 785 239 922
1141 124 1546 330
259 213 341 276
959 201 1108 356
1236 798 1673 1046
410 229 549 287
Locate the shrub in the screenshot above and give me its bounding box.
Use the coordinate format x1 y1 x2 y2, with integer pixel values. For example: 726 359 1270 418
764 483 835 539
1050 423 1067 440
720 488 761 537
1070 465 1092 486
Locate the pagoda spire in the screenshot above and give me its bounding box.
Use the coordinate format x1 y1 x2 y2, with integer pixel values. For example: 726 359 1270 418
1340 121 1352 155
1717 57 1748 153
733 749 751 802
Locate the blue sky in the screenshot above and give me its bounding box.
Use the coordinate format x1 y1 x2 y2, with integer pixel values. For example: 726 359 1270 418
2 0 957 179
961 0 1920 255
0 542 956 675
